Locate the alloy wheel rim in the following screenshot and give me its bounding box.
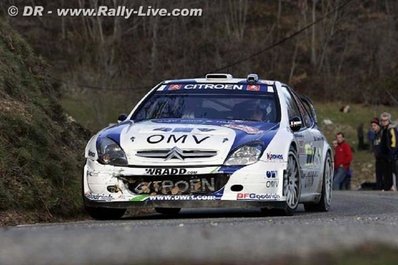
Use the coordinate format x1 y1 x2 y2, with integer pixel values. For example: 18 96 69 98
285 153 299 208
325 156 333 205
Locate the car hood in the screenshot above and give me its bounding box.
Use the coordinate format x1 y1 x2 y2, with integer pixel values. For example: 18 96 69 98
97 119 279 166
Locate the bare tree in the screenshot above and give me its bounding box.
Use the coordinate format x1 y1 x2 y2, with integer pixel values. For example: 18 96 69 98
311 0 318 66
225 0 248 41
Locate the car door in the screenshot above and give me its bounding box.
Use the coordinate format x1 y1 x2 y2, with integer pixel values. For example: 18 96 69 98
280 86 315 195
300 96 325 190
293 93 325 194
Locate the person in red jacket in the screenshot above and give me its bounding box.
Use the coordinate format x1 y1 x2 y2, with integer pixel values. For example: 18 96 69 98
333 132 353 190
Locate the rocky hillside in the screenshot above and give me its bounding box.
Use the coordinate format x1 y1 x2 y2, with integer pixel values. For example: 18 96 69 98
0 20 90 225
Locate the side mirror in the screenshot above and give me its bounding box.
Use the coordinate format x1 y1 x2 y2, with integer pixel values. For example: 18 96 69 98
118 114 127 123
289 117 302 132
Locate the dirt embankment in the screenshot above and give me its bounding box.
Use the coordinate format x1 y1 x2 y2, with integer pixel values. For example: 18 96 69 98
0 20 90 225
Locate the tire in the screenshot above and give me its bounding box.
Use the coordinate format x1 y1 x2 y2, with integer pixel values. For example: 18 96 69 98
155 208 181 215
85 206 126 220
304 152 333 212
281 147 301 216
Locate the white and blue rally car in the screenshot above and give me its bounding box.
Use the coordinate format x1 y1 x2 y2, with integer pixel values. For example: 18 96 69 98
83 73 333 219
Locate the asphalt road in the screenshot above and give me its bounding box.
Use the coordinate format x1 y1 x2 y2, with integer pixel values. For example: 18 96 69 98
2 191 398 265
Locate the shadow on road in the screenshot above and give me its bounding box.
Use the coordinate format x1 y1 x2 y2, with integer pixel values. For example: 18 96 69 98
123 207 307 221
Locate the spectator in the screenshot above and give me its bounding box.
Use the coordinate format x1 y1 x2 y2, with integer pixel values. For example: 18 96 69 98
333 132 353 190
342 168 353 190
357 123 368 150
367 125 376 152
379 112 398 191
370 117 383 190
332 139 351 190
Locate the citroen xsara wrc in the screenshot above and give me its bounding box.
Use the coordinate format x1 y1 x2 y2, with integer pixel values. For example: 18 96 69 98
83 73 333 219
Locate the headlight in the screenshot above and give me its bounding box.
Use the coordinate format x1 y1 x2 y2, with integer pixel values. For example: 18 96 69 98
97 137 128 165
224 144 263 166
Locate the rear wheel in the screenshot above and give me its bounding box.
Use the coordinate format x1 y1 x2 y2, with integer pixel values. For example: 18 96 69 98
281 147 301 216
155 208 181 215
85 206 126 220
304 152 333 212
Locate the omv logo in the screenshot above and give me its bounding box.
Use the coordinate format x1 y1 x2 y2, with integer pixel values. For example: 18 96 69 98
266 170 277 178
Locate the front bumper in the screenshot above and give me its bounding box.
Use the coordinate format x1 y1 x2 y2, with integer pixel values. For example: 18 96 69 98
83 159 288 207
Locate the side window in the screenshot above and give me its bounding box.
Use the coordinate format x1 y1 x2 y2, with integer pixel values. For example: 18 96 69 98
280 86 301 120
292 94 313 128
301 97 318 125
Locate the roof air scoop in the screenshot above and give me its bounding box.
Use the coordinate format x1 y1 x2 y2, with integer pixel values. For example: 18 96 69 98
247 74 259 84
205 73 233 80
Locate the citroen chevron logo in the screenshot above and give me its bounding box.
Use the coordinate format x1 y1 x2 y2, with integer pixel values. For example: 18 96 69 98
165 146 184 161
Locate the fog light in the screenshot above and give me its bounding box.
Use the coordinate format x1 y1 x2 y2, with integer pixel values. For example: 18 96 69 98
107 185 119 193
231 185 243 192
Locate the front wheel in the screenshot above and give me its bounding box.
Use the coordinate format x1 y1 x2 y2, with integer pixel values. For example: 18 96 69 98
282 147 301 216
304 152 333 212
85 206 126 220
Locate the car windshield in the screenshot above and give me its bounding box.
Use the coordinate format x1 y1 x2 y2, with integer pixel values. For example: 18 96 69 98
133 92 280 123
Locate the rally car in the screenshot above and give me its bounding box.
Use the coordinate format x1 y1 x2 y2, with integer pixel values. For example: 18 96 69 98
83 73 333 219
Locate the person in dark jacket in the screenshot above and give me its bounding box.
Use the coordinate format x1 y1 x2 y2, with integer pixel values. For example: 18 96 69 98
379 112 398 191
370 117 383 190
333 132 353 190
